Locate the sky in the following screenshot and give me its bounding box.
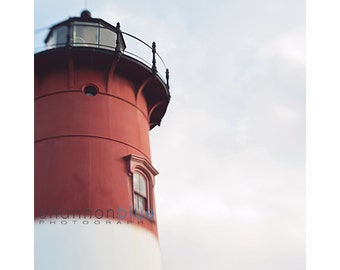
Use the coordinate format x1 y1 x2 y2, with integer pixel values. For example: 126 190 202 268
32 0 306 269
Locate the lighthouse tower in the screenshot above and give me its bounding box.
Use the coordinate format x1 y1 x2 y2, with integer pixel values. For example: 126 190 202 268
34 10 170 270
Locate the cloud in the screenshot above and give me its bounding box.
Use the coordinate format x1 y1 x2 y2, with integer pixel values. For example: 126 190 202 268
258 27 305 67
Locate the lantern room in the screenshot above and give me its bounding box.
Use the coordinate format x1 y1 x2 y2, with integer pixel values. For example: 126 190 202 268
44 10 126 51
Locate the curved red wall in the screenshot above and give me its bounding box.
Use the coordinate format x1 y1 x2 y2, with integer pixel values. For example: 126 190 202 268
34 49 166 237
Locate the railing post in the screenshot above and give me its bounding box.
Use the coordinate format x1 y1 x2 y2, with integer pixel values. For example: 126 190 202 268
152 42 157 74
115 22 121 54
166 69 170 89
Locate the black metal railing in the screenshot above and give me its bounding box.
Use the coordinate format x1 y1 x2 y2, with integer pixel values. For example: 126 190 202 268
121 31 169 87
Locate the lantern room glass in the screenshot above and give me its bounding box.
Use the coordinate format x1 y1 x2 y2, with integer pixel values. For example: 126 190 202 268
46 22 118 50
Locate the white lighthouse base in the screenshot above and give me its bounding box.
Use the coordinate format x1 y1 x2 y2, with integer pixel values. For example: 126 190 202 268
35 219 162 270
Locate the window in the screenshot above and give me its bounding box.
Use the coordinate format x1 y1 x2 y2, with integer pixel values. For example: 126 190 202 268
83 85 98 96
99 27 117 49
133 173 147 212
46 25 68 49
124 154 159 218
71 22 99 47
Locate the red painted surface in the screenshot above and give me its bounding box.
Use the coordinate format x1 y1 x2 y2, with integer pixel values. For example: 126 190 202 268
34 48 169 237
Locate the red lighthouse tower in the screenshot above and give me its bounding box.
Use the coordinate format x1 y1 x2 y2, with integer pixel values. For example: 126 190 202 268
34 10 170 270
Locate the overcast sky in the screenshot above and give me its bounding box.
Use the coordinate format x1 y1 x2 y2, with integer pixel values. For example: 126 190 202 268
34 0 305 269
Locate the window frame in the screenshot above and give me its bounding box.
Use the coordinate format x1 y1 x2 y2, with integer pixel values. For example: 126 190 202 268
133 171 149 213
124 154 158 220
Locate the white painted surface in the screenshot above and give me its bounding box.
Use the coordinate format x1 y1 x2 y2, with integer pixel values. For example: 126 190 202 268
35 219 162 270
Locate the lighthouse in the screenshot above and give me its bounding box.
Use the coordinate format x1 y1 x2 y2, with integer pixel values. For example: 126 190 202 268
34 10 170 270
